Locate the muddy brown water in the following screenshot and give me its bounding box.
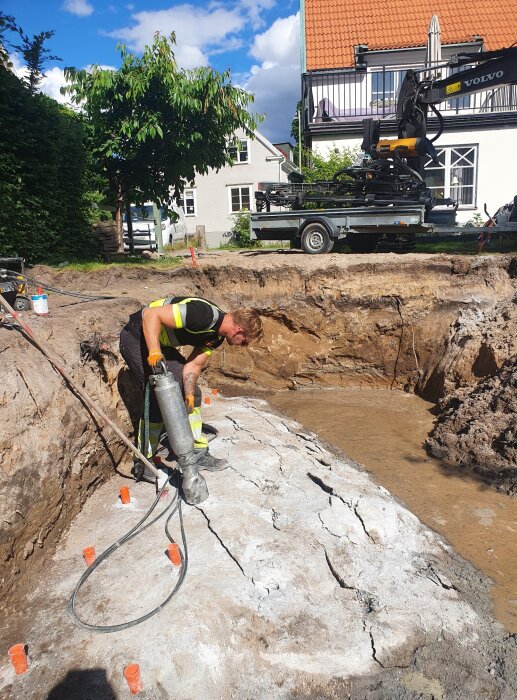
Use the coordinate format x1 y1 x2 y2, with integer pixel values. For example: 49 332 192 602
270 386 517 633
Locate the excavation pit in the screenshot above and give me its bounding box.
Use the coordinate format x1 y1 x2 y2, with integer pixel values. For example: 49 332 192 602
1 252 516 698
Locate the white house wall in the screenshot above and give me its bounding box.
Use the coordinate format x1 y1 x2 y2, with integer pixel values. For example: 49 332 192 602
182 132 289 248
312 125 517 224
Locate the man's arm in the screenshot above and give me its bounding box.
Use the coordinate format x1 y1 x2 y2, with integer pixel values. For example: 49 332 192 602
183 348 210 412
142 306 176 355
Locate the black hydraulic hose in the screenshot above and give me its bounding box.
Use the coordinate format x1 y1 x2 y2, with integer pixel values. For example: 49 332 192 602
429 104 444 143
67 484 188 633
391 153 424 183
0 269 115 301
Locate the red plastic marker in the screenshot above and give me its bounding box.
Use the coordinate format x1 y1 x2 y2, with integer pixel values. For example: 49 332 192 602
168 543 181 566
124 664 143 694
190 247 197 267
8 644 28 675
119 486 131 504
82 546 96 567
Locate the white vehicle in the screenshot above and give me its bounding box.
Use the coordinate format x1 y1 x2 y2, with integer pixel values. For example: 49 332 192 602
123 202 185 251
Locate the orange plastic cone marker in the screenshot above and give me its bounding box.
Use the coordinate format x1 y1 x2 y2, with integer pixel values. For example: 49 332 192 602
204 396 211 405
124 663 143 694
190 247 197 268
8 644 28 675
82 546 96 567
119 486 131 504
168 543 181 566
211 388 218 396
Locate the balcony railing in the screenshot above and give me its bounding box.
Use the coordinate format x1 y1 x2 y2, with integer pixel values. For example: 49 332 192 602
302 63 517 128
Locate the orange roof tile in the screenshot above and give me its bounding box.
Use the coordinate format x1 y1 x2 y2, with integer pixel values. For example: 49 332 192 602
305 0 516 70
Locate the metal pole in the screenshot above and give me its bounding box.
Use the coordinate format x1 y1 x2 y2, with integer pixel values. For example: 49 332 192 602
297 109 302 171
125 201 135 256
152 203 164 254
0 293 161 479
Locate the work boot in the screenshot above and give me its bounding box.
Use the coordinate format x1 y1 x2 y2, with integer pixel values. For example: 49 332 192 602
196 453 228 472
181 463 209 505
131 459 156 484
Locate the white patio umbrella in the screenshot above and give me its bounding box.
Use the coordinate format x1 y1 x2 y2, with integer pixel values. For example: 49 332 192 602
425 14 442 79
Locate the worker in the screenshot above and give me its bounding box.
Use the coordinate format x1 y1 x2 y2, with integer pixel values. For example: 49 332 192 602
119 296 263 485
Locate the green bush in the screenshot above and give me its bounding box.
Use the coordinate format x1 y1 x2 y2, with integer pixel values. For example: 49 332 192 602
222 212 259 248
0 64 100 263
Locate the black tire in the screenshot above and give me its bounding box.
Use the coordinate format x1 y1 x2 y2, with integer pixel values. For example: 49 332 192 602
14 296 31 311
347 233 379 254
301 222 334 254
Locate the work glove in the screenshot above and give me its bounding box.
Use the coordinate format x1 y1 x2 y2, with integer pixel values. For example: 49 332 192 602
147 350 165 369
184 393 195 414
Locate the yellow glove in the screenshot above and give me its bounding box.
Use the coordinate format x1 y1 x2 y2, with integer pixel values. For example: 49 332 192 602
147 350 165 368
184 393 195 414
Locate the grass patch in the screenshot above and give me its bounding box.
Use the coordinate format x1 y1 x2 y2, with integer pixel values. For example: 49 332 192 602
48 255 183 272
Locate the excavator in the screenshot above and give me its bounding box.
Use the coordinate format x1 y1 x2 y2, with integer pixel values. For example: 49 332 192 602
256 45 517 231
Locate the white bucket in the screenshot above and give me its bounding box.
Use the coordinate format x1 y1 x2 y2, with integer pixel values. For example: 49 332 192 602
31 293 49 315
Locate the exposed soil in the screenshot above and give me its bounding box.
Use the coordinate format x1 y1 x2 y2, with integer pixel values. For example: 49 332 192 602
1 250 516 695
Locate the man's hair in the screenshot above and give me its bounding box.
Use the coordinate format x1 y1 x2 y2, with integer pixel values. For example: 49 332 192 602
231 308 264 344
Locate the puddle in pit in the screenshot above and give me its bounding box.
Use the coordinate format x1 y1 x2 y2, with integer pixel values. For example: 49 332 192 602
270 386 517 633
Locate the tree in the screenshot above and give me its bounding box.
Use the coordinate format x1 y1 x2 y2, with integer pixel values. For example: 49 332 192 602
64 33 260 250
0 63 99 263
0 12 61 94
301 146 356 182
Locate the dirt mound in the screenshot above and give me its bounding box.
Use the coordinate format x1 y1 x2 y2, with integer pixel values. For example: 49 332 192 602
427 359 517 494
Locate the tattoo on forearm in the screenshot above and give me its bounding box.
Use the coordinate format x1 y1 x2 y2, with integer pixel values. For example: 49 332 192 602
183 372 197 396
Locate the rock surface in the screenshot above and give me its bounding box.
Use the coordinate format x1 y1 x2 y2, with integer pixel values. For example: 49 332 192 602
0 398 515 699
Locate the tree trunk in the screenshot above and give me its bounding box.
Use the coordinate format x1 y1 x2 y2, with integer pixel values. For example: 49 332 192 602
113 183 124 253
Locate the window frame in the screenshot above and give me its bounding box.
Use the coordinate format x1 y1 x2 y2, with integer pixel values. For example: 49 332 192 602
228 138 250 165
370 69 407 106
178 187 197 217
424 144 478 209
227 184 253 214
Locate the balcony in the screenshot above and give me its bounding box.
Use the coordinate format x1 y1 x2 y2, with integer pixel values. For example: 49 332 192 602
302 63 517 132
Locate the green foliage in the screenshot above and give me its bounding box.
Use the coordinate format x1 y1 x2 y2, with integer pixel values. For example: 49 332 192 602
0 64 99 263
223 212 259 248
64 33 260 223
301 146 356 182
0 12 61 94
464 212 484 227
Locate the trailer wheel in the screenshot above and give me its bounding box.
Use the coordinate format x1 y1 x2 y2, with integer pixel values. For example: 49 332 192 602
301 223 334 254
14 296 31 311
347 233 379 254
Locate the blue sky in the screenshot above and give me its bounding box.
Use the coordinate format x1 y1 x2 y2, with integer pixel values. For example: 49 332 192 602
3 0 300 143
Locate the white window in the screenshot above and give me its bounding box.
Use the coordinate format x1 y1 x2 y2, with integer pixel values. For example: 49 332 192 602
425 145 478 208
370 69 406 106
229 139 250 164
228 185 252 213
178 188 197 216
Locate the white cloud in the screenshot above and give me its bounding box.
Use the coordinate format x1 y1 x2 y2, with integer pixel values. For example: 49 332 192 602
245 13 300 143
106 5 245 68
249 12 299 65
62 0 94 17
238 0 276 29
13 54 70 105
9 54 116 107
40 67 71 104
